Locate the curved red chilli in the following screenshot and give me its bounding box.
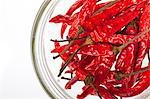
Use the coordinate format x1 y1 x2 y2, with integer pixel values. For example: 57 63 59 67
77 86 117 99
130 4 150 86
61 0 86 39
66 0 86 16
65 76 78 89
98 2 145 38
106 67 150 97
82 0 137 31
114 20 139 88
68 0 96 38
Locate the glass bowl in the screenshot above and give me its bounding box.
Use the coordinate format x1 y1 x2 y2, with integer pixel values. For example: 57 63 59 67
31 0 150 99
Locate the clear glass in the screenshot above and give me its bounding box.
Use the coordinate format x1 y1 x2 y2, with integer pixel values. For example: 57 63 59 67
31 0 150 99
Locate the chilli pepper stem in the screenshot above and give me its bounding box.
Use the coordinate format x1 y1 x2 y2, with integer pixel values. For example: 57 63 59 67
58 36 93 77
113 29 150 55
92 84 102 99
50 36 86 42
121 30 150 48
84 75 102 99
93 0 118 15
50 39 69 42
53 26 84 59
58 47 81 77
61 77 82 81
61 77 72 80
71 73 73 78
116 66 150 80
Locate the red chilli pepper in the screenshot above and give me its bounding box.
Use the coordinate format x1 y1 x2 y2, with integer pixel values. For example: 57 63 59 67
96 1 145 39
77 85 117 99
106 66 150 97
114 21 139 88
61 12 79 38
65 76 78 89
82 0 138 31
50 0 86 38
115 43 138 88
68 0 96 38
83 44 116 82
129 4 150 86
51 42 79 61
103 71 126 85
66 0 86 16
50 0 150 99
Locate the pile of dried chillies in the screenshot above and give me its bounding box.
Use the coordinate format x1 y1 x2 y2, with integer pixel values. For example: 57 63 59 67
49 0 150 99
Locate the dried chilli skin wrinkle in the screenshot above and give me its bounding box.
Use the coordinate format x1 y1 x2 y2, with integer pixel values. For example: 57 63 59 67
129 4 150 87
62 0 86 39
49 0 150 99
105 66 150 97
90 0 148 42
114 20 139 89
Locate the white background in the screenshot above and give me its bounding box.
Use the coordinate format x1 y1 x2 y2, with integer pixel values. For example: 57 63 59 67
0 0 50 99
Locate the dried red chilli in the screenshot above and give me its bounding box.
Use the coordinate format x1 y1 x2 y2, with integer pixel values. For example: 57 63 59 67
67 0 97 38
125 20 138 35
91 1 146 41
77 85 117 99
105 66 150 97
114 21 139 88
115 44 137 88
81 0 139 31
49 0 150 99
129 4 150 87
68 0 119 39
50 2 109 38
51 0 127 58
50 0 108 38
61 0 86 39
84 44 116 81
64 55 95 89
65 76 79 89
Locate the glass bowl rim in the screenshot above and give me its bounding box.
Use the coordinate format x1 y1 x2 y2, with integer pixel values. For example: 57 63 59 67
31 0 56 99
